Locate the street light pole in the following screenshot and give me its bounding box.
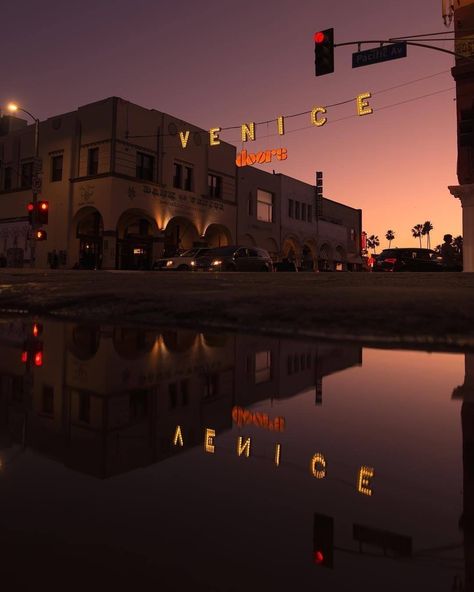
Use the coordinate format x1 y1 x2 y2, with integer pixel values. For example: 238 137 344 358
7 104 40 268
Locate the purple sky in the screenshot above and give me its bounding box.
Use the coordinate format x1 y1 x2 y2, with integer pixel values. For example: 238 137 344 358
2 0 460 248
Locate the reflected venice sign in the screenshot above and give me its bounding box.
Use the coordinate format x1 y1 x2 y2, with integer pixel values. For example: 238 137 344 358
172 425 375 496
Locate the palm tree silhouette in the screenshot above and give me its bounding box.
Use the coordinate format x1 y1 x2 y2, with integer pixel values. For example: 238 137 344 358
385 229 395 248
367 234 380 254
412 224 423 248
454 235 463 255
422 221 434 249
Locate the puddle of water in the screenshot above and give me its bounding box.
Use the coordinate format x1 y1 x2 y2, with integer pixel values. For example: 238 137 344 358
0 318 470 591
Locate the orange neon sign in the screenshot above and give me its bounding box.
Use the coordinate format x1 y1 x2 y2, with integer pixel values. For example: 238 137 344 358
232 406 285 431
236 147 288 167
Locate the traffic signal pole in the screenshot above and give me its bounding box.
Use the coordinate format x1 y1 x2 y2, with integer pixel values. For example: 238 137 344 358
31 116 39 268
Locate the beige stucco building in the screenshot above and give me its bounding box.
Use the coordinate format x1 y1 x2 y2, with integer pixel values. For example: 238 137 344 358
0 97 362 270
237 167 363 271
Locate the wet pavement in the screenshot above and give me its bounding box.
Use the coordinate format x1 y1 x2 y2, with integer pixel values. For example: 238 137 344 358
0 317 472 590
0 269 473 348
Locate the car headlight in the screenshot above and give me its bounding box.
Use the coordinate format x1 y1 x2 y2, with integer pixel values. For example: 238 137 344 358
211 259 222 266
166 260 174 267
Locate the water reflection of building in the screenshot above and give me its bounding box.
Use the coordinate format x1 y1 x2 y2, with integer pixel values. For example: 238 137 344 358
0 320 362 478
453 354 474 591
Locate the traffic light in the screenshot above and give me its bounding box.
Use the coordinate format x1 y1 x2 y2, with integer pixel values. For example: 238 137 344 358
27 202 34 224
35 229 47 241
21 335 43 367
37 201 49 224
314 28 334 76
313 513 334 568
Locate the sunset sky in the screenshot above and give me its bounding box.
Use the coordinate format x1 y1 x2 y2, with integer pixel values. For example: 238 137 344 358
1 0 460 249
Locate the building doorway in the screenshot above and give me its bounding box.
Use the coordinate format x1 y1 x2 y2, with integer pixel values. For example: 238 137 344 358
76 210 103 269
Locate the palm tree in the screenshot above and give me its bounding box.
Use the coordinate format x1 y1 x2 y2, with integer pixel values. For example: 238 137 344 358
385 229 395 248
422 221 434 249
412 224 423 248
367 234 380 254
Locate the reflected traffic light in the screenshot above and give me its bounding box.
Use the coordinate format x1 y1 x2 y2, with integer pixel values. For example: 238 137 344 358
313 513 334 568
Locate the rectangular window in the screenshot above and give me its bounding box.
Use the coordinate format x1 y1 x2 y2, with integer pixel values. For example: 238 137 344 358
288 199 294 218
248 193 252 216
51 155 63 182
88 147 99 176
295 201 300 220
308 205 312 223
255 351 271 384
4 167 12 191
184 166 193 191
302 203 307 221
21 162 33 188
208 174 222 198
256 189 273 223
173 163 182 188
136 152 154 181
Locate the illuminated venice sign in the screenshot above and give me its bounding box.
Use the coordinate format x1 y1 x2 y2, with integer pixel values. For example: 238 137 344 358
172 425 375 496
177 92 374 166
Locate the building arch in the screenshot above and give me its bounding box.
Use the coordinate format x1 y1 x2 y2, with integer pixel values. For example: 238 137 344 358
301 240 317 271
335 245 346 271
67 323 101 361
164 216 200 255
262 237 279 259
162 329 198 353
72 207 104 269
318 243 333 271
116 209 158 270
204 224 232 248
282 236 301 263
113 327 157 360
241 233 256 247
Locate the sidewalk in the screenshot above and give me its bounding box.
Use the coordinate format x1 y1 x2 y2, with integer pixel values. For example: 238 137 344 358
0 270 472 349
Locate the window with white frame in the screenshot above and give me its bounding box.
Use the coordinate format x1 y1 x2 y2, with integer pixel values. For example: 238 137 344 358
256 189 273 223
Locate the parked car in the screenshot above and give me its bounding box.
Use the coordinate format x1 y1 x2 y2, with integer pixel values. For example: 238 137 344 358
373 248 444 272
196 246 273 272
153 248 212 271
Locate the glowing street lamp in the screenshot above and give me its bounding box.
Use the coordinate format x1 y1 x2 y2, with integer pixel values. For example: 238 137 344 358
7 102 41 267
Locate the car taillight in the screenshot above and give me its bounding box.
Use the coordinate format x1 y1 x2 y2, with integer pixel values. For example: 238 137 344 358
384 258 397 264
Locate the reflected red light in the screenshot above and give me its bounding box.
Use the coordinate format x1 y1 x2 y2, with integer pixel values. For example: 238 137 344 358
27 203 34 212
40 202 48 210
314 550 324 564
21 351 28 363
314 31 325 44
34 351 43 367
32 324 39 337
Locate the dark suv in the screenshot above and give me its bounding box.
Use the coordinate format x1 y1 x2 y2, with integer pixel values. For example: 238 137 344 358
196 246 273 272
374 248 444 272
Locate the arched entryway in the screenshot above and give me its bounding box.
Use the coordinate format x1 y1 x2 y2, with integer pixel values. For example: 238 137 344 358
335 245 346 271
301 242 317 271
74 207 104 269
204 224 232 248
282 236 301 263
318 243 333 271
117 209 158 270
164 217 199 256
262 237 279 260
241 233 256 248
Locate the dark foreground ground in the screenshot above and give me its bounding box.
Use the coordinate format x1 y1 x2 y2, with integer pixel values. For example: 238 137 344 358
0 269 473 349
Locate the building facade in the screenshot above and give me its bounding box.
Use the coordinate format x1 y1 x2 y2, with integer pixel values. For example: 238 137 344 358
237 167 363 271
0 97 362 270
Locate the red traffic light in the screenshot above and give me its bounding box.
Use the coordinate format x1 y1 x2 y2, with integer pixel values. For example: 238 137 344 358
21 351 28 363
314 550 324 565
27 203 34 212
34 351 43 367
314 31 325 44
